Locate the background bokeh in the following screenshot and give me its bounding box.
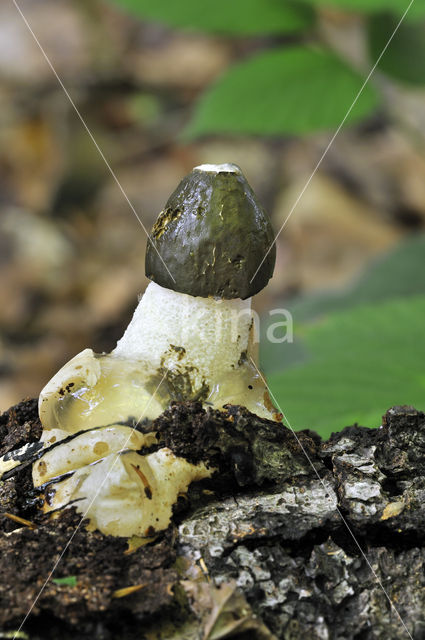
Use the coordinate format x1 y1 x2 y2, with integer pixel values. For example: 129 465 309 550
0 0 424 436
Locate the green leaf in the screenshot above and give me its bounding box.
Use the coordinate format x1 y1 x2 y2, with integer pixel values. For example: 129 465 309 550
184 47 379 138
267 296 425 439
293 0 425 21
52 576 78 587
368 13 425 85
108 0 314 35
291 234 425 323
260 234 425 374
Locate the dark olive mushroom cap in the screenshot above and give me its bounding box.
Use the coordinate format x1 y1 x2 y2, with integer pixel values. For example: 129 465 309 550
145 164 276 299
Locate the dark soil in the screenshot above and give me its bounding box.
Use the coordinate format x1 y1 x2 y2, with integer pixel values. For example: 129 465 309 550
0 399 42 456
1 400 424 640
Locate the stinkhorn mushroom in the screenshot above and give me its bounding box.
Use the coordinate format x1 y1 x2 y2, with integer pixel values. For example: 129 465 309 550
2 163 280 538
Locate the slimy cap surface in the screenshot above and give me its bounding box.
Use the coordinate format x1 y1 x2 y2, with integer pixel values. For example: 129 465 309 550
145 164 276 299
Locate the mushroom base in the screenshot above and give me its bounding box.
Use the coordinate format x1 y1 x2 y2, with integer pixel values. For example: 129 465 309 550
31 283 280 538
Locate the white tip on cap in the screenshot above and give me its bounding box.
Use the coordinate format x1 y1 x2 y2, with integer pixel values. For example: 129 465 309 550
194 163 242 174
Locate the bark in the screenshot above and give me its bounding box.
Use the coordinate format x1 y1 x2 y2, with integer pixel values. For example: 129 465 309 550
0 400 424 640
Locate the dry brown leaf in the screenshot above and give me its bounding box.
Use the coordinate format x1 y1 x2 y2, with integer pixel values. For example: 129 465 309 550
182 578 275 640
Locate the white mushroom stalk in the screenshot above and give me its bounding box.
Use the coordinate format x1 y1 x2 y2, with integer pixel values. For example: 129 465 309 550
113 281 271 416
28 163 279 538
115 280 252 386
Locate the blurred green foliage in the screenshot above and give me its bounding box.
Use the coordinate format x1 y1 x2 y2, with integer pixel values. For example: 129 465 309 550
185 47 378 137
368 13 425 85
267 294 425 438
263 233 425 335
112 0 314 34
109 0 425 136
294 0 425 19
262 235 425 437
